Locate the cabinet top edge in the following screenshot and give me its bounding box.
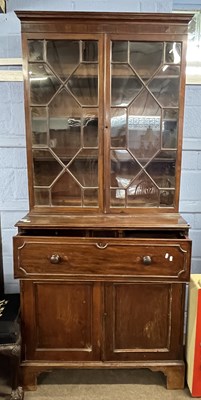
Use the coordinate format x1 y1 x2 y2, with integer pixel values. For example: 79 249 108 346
15 11 193 25
15 213 190 230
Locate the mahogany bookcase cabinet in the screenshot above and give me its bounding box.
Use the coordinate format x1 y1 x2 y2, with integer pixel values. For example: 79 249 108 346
13 12 192 391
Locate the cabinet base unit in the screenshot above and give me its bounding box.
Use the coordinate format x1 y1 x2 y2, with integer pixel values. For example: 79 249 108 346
13 217 191 391
20 362 185 391
14 11 192 392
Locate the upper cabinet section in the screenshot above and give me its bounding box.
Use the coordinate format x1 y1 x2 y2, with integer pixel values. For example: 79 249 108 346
17 12 192 214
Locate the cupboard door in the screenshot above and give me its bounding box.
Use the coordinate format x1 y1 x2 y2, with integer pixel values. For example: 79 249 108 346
104 282 185 361
108 39 183 210
21 280 101 361
27 35 104 211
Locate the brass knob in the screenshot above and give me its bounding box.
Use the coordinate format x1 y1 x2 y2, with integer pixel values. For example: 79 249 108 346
50 254 61 264
142 256 152 265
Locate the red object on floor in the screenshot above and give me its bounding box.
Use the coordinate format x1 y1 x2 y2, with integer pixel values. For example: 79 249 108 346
186 275 201 397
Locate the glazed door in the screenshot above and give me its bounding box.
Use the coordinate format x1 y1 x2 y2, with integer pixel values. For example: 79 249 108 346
107 37 184 211
21 280 101 361
26 35 104 211
103 282 185 361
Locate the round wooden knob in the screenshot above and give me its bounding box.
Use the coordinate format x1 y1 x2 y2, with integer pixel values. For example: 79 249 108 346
142 256 152 265
50 254 61 264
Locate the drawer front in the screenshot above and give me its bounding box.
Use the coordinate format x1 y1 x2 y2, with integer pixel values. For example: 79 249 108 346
14 237 191 280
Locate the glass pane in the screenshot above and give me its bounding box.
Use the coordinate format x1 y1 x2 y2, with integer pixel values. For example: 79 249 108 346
29 63 61 105
111 64 143 106
51 171 82 206
111 108 127 148
28 40 44 61
130 42 163 81
31 107 47 146
34 188 50 205
83 109 98 148
165 42 181 64
145 150 176 189
148 66 180 107
128 89 161 165
47 40 80 81
127 171 160 207
33 149 63 186
49 88 81 160
111 150 141 188
110 189 126 207
83 189 98 207
162 109 178 148
82 41 98 62
112 41 128 62
68 149 98 187
67 64 98 106
160 189 174 206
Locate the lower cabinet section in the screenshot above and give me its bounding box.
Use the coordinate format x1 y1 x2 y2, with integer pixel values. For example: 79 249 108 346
21 280 185 363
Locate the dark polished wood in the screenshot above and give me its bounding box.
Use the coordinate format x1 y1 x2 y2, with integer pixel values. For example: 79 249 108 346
16 213 190 230
14 236 191 281
104 282 185 360
14 11 192 393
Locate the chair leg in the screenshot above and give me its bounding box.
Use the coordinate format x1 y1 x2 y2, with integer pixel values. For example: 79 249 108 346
10 341 24 400
10 386 24 400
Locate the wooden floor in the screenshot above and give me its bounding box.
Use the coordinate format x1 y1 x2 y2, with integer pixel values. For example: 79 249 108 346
22 369 192 400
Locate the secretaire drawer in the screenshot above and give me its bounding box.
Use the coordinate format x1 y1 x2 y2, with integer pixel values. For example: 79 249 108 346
13 236 191 281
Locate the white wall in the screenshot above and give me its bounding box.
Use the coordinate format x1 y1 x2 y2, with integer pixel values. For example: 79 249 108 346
1 0 201 292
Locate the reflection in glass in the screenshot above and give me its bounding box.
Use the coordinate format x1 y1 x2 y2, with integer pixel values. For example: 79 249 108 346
31 107 47 146
127 171 160 207
148 66 180 107
110 189 126 207
34 188 50 205
165 42 181 64
47 40 80 81
111 108 127 148
28 40 44 61
128 89 161 164
83 109 98 148
29 63 61 105
33 149 63 186
111 150 141 189
145 150 176 189
130 42 163 81
51 171 82 206
111 64 143 106
67 64 98 106
162 109 178 148
82 41 98 62
69 149 98 187
49 88 81 160
83 189 98 207
160 189 174 206
112 41 128 62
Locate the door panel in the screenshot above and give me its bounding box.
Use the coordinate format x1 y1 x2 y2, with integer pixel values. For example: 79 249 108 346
104 282 185 361
21 280 101 361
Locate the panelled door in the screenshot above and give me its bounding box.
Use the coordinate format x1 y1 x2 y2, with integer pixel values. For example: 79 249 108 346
103 282 185 361
21 280 102 361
